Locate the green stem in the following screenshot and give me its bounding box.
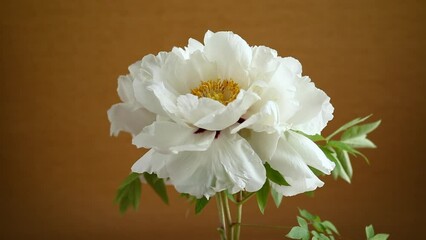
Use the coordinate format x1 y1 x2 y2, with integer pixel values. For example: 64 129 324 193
220 191 232 240
216 195 226 240
233 192 243 240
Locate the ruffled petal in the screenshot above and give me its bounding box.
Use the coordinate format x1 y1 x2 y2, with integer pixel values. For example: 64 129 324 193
204 31 251 88
165 130 266 198
280 57 302 76
132 121 215 154
288 76 334 135
117 75 135 103
131 149 169 179
267 133 325 196
242 130 280 162
193 90 260 131
286 131 335 174
107 103 155 137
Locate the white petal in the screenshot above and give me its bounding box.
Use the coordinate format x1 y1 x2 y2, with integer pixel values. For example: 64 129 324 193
107 103 155 137
286 131 335 174
280 57 302 76
288 76 334 135
131 149 169 179
132 121 215 154
166 130 266 198
243 130 280 162
250 46 280 81
194 90 260 131
204 31 251 88
117 75 135 103
267 135 325 196
231 100 281 134
133 79 168 116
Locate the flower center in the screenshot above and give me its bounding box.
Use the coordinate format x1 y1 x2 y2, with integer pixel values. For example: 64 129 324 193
191 79 240 105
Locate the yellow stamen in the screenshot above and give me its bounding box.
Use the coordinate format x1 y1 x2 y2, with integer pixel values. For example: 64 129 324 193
191 79 240 105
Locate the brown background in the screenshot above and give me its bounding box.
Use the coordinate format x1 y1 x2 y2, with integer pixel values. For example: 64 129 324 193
1 0 425 239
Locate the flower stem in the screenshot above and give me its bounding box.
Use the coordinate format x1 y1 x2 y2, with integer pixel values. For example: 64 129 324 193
220 191 232 240
216 194 226 240
233 192 243 240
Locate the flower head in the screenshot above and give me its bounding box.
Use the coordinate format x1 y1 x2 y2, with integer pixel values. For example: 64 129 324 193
108 30 335 198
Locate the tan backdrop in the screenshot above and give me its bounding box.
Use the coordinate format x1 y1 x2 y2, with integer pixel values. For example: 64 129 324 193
1 0 425 239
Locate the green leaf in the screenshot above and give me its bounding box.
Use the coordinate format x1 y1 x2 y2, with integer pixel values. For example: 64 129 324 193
370 234 390 240
342 136 377 148
265 163 290 186
195 197 209 214
297 216 308 228
305 134 326 142
286 226 310 239
322 220 339 235
313 222 326 233
115 173 142 214
320 147 351 183
225 190 237 203
256 181 270 214
341 120 381 141
365 225 375 238
299 209 317 222
143 172 169 204
336 149 353 179
326 115 372 140
271 187 283 208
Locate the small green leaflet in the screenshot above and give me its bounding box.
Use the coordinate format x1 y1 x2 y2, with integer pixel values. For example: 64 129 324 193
341 120 381 141
143 172 169 204
265 162 290 186
286 226 310 240
326 115 372 140
115 172 142 214
365 225 389 240
271 187 283 208
195 197 210 214
256 181 270 214
286 209 340 240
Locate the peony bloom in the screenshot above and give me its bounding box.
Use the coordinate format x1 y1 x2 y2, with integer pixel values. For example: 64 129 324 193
108 30 335 198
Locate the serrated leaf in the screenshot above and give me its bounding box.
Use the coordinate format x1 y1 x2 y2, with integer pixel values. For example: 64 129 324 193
327 115 372 140
297 216 308 228
306 134 326 142
365 225 375 238
299 209 317 221
143 172 169 204
115 173 142 214
370 234 390 240
225 190 237 203
271 187 283 208
265 162 290 186
286 226 310 239
336 149 353 179
195 197 209 214
256 181 270 214
341 120 381 141
313 222 326 233
322 220 339 235
320 147 351 183
342 136 377 148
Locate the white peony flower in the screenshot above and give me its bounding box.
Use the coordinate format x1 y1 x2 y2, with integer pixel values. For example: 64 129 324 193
108 30 335 199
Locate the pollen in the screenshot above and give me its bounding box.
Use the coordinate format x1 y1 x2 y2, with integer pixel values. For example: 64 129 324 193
191 79 240 105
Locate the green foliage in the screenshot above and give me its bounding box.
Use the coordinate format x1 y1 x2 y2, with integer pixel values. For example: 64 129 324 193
195 197 210 214
143 172 169 204
317 116 381 183
365 225 389 240
114 172 142 214
271 187 283 208
256 181 270 214
286 209 339 240
265 162 290 186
